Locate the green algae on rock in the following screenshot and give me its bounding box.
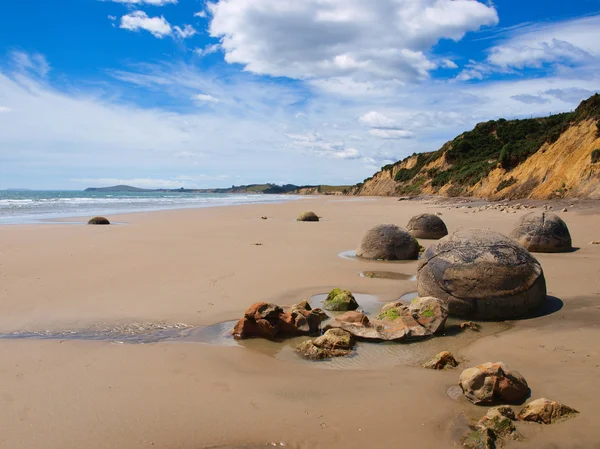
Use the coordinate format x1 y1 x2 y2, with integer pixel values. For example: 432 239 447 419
323 289 359 312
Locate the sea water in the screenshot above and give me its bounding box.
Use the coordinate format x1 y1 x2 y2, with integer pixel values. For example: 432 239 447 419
0 190 299 224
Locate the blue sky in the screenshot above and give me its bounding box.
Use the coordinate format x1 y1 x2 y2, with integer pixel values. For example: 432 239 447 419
1 0 599 189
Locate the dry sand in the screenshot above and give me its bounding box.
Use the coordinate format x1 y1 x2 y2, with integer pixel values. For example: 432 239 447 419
0 196 599 448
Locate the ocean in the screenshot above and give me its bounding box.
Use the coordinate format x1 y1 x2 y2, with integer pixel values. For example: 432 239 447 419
0 190 299 224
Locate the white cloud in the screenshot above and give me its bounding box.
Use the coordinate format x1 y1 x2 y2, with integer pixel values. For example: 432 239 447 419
195 44 220 57
359 111 397 129
108 15 117 21
193 93 219 103
207 0 498 82
173 24 197 39
194 10 207 18
120 11 172 38
109 0 177 5
0 106 11 113
285 133 362 160
369 129 414 139
11 51 50 77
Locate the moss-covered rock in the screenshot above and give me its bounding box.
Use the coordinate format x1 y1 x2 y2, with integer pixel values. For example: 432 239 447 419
295 328 355 360
323 289 359 311
88 216 110 225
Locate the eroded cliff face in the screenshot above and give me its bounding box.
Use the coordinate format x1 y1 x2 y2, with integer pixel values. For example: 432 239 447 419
352 119 600 200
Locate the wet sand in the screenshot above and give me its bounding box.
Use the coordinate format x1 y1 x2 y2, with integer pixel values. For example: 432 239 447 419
0 196 599 448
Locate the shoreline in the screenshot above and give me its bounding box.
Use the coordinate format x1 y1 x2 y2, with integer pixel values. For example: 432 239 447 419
1 196 599 448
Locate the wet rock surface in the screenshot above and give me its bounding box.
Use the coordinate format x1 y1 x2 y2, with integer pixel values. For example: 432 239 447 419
232 301 322 340
406 213 448 239
459 362 529 405
356 224 419 260
324 296 448 342
510 212 572 253
518 398 579 424
463 406 520 449
417 229 547 319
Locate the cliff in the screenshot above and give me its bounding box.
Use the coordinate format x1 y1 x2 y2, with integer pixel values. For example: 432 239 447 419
351 93 600 200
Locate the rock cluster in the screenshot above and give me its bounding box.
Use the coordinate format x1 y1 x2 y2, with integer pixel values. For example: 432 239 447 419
356 224 419 260
406 213 448 239
324 296 447 342
232 301 322 340
417 229 547 319
510 212 572 253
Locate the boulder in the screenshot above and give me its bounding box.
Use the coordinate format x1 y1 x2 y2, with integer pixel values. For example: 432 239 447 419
232 302 321 340
88 216 110 225
325 297 447 342
518 398 579 424
323 289 359 312
417 229 547 319
422 351 458 370
297 211 319 222
406 213 448 239
459 362 529 405
356 224 419 260
296 328 355 360
510 212 572 253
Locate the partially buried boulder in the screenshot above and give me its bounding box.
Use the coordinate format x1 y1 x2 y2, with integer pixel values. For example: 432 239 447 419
518 398 579 424
406 213 448 239
232 301 321 340
510 212 572 253
323 289 359 312
295 328 355 360
356 224 419 260
325 296 447 342
417 229 546 319
297 211 319 222
422 351 458 370
459 362 529 405
463 406 520 449
88 216 110 225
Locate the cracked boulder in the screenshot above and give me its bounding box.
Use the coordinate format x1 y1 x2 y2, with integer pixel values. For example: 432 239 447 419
417 229 546 319
510 212 572 253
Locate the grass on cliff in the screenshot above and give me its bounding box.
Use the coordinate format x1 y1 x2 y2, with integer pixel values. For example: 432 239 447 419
381 93 600 193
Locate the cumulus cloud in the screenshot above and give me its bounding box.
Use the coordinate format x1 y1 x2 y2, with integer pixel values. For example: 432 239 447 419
207 0 498 82
119 11 195 39
359 111 413 139
120 11 172 37
194 10 207 18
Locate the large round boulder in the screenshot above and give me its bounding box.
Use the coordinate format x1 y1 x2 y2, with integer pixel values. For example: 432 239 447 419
406 213 448 239
510 212 572 253
417 229 546 319
356 224 419 260
297 211 319 222
88 216 110 225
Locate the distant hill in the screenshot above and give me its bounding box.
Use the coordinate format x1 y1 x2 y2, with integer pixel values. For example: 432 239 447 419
348 93 600 200
85 185 155 192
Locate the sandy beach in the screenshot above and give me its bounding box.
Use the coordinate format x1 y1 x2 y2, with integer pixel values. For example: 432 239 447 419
1 196 599 449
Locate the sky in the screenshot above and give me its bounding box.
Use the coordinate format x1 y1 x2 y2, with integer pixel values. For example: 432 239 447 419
1 0 600 190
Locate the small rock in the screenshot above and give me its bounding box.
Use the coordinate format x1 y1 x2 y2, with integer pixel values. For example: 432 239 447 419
297 211 319 222
422 351 458 370
295 329 355 360
261 216 268 220
460 321 481 332
591 241 600 245
562 208 568 212
459 362 529 405
88 216 110 225
518 398 579 424
323 289 359 312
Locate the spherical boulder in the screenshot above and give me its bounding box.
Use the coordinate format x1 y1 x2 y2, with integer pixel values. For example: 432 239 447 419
510 212 572 253
406 213 448 239
88 216 110 225
417 229 546 319
356 224 419 260
323 289 359 312
297 211 319 222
